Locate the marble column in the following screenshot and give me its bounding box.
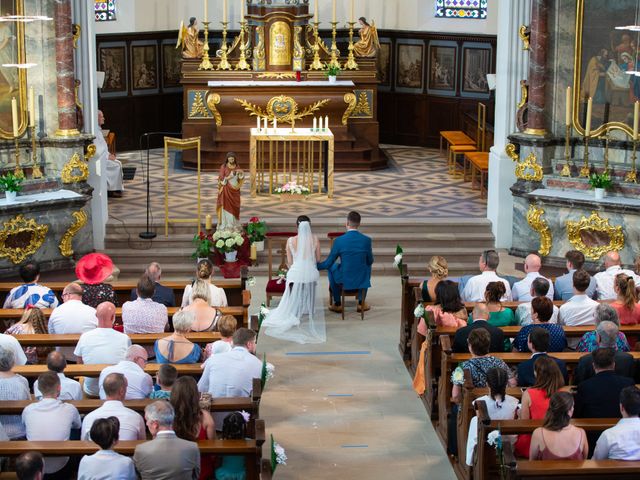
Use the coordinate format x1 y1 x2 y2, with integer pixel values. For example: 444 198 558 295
524 0 548 135
487 0 531 248
54 0 79 136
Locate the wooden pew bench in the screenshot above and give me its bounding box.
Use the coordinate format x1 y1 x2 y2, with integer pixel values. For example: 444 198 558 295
506 459 640 479
13 363 206 379
12 332 220 347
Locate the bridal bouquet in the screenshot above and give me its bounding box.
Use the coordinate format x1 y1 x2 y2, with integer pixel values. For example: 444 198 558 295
213 230 245 253
274 181 310 196
276 267 288 284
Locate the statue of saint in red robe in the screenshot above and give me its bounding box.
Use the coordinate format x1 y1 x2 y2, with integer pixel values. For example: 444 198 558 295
216 152 244 232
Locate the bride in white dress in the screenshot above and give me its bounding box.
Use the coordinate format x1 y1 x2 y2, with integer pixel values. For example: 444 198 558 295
261 217 326 344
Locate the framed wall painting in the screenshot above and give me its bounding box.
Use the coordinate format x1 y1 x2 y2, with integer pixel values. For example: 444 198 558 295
461 42 493 99
98 42 128 97
377 38 392 90
396 40 424 93
131 41 159 95
427 40 458 97
161 40 183 92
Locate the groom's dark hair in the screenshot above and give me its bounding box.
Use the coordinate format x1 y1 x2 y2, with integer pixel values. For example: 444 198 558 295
297 215 310 225
347 211 361 228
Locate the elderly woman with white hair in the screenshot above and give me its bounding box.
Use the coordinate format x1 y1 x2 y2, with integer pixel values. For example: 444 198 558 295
154 311 202 364
576 303 631 352
181 279 220 332
0 346 31 439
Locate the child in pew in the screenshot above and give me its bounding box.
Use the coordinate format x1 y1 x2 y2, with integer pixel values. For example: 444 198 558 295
150 364 177 400
215 412 248 480
203 315 237 361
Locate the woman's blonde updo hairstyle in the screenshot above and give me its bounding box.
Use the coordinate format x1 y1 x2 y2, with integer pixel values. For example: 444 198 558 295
428 256 448 279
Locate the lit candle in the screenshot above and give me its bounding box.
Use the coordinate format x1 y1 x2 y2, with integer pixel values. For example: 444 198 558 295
585 97 592 137
240 0 244 18
565 86 571 127
313 117 317 130
257 116 260 131
314 0 319 21
250 243 257 261
325 115 329 130
11 97 18 137
28 87 35 128
223 0 227 23
332 0 336 22
203 0 208 22
634 101 639 140
205 214 212 230
350 0 354 23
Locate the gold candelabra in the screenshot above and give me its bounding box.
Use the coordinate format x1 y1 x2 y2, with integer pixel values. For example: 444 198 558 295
235 21 251 71
560 124 572 176
626 136 638 183
328 21 340 69
603 128 610 173
344 21 359 70
309 22 324 70
580 135 591 177
217 21 232 71
198 21 214 71
29 125 42 179
13 137 23 179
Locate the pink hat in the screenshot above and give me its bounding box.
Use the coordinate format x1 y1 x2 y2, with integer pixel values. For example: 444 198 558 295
75 253 114 285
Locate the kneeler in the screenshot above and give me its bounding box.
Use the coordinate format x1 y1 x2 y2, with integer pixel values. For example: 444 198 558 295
412 340 428 395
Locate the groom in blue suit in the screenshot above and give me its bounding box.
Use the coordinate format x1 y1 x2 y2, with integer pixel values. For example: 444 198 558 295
317 211 374 312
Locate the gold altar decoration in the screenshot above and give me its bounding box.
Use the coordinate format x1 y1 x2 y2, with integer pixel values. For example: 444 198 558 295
344 22 359 70
526 205 552 256
72 24 81 49
235 21 251 71
566 211 624 261
164 137 201 237
217 22 232 70
198 21 214 71
0 215 48 265
352 91 373 117
189 91 212 119
269 21 291 67
85 144 96 161
515 152 544 181
328 22 340 69
206 93 222 126
256 72 296 80
234 96 330 125
518 25 530 50
61 152 89 183
58 209 88 257
293 26 305 71
253 26 266 71
309 23 324 71
342 93 357 125
517 80 528 109
505 143 519 162
29 124 42 179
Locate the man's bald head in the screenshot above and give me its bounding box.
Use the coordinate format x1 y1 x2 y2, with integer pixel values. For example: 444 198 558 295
96 302 116 328
524 253 542 273
103 372 127 400
605 251 621 268
472 302 490 321
62 283 83 301
46 351 67 373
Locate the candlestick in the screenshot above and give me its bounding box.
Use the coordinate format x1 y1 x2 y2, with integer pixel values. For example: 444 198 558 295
580 135 590 178
560 124 572 177
309 22 324 70
263 117 267 130
325 115 329 130
314 0 319 20
11 97 19 137
217 21 232 70
204 0 208 22
585 97 592 137
28 87 35 128
13 137 23 179
198 21 214 70
603 128 610 173
328 21 340 69
344 21 359 70
257 116 260 131
350 0 354 23
565 86 571 127
235 20 251 70
29 125 42 179
626 137 638 183
634 101 639 139
332 0 336 22
250 243 257 262
313 117 317 131
205 214 212 230
240 0 244 18
319 116 323 130
223 0 227 23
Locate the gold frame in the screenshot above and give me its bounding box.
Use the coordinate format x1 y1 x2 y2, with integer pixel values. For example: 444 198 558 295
566 210 625 260
164 137 201 237
573 0 632 137
515 152 544 181
58 209 88 257
526 205 552 256
0 1 28 139
0 214 48 264
61 152 89 183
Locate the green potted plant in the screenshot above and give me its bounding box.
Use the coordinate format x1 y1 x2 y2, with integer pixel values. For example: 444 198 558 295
0 172 24 203
588 171 612 200
246 216 267 251
192 231 214 261
325 64 340 84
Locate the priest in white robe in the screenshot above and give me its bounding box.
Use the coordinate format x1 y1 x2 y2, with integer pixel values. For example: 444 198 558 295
95 110 124 196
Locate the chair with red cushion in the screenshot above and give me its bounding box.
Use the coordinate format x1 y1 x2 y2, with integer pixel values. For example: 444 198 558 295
265 231 297 306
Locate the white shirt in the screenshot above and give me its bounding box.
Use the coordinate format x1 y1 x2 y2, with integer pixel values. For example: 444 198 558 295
515 303 559 326
48 299 98 361
0 334 27 366
81 400 146 441
558 294 599 327
594 266 640 300
511 272 554 301
3 283 59 309
98 360 153 400
22 398 81 473
74 328 131 396
78 449 136 480
181 283 228 308
461 271 512 302
34 372 83 401
593 417 640 460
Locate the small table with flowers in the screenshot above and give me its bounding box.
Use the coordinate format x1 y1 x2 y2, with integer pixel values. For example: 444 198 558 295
249 127 334 198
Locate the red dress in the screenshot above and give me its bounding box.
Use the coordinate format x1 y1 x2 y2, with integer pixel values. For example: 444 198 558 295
514 388 551 457
198 425 215 479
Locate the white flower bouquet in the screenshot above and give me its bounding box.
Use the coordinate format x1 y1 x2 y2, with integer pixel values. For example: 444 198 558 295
271 434 287 472
212 230 245 253
414 303 425 319
450 366 465 385
246 276 256 287
274 181 311 196
487 430 502 448
393 244 404 272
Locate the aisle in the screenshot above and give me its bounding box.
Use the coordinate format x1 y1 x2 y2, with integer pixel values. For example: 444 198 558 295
252 275 456 479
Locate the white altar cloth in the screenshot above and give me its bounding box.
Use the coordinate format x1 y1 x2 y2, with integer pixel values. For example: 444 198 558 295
0 189 82 207
207 80 355 87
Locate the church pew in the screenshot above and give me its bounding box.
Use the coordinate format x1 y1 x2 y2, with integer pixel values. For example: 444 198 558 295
399 270 424 361
13 363 205 379
506 460 640 480
12 331 221 347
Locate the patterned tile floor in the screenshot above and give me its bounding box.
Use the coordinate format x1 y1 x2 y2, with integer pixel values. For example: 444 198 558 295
109 145 486 223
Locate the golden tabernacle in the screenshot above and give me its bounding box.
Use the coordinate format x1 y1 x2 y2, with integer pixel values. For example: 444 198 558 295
180 0 382 171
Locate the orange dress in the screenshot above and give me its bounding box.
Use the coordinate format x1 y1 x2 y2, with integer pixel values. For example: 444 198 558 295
514 388 550 457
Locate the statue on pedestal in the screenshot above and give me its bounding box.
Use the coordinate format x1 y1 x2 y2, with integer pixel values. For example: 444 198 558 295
177 17 204 59
216 152 245 232
353 17 380 58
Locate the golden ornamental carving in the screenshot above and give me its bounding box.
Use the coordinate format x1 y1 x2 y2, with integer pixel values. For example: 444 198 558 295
515 152 544 181
234 96 330 124
505 143 519 162
189 91 212 119
352 91 372 116
206 93 222 126
61 152 89 183
566 211 624 261
518 25 530 50
253 26 266 71
85 144 96 161
256 72 296 80
342 93 357 125
526 205 552 256
269 21 291 66
517 79 528 109
0 215 48 265
59 210 88 257
72 24 81 49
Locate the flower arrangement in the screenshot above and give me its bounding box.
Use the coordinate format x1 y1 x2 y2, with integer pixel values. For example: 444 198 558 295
276 267 288 284
274 181 311 196
487 428 507 480
414 303 426 319
258 302 270 329
450 366 465 385
0 172 24 193
192 231 214 259
588 171 613 190
270 434 287 473
246 276 256 287
393 244 404 272
246 216 267 243
260 353 275 389
212 230 245 253
325 64 340 78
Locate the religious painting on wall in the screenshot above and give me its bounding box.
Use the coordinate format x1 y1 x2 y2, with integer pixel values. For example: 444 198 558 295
573 0 638 137
131 43 158 94
427 41 457 96
161 41 182 91
396 41 424 93
377 39 392 89
461 42 492 99
98 44 127 96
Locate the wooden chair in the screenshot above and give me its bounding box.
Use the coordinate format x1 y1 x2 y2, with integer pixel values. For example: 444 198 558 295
326 232 368 320
461 103 489 197
440 131 475 159
448 103 487 179
265 231 296 306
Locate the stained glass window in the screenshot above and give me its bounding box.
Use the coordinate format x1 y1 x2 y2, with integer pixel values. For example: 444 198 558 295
95 1 116 22
435 0 488 19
